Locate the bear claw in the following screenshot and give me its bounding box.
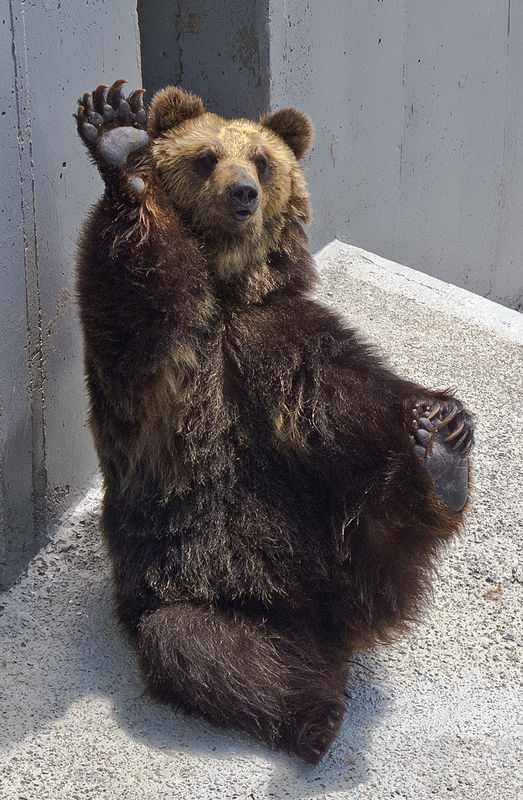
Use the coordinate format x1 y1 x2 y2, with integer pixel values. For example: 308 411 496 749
129 89 147 125
411 399 473 512
106 78 127 108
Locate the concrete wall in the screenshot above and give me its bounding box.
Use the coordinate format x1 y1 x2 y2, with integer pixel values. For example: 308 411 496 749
0 0 142 589
138 0 270 119
269 0 523 310
139 0 523 310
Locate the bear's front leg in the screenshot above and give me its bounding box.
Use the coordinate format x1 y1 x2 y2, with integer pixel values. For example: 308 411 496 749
75 79 149 198
409 395 474 512
75 79 210 398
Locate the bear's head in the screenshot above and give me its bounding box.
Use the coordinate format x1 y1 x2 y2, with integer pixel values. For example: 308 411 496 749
148 87 313 278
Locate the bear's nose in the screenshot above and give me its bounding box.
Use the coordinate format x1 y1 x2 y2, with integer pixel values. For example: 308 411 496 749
229 182 259 209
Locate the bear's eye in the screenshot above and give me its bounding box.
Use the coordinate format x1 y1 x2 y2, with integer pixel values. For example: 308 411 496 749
254 153 269 179
194 152 218 177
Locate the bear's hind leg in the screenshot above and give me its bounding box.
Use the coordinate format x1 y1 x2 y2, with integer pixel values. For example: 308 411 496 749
136 603 347 764
338 393 474 647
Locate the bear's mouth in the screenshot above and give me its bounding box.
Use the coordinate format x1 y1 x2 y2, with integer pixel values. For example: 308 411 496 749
233 208 254 221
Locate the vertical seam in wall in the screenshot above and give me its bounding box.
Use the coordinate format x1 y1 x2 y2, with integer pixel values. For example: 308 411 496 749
175 0 184 82
396 0 408 261
491 0 512 301
258 0 272 112
8 0 48 543
133 0 143 76
0 389 5 566
266 0 281 110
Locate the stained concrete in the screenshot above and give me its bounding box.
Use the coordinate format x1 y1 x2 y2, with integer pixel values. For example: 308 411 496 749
138 0 270 120
1 243 521 799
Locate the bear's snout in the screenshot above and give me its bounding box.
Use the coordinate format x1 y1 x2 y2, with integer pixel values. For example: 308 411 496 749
228 181 259 220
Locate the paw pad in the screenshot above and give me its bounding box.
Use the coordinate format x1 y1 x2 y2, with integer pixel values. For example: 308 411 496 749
75 79 149 168
411 399 473 512
291 698 346 764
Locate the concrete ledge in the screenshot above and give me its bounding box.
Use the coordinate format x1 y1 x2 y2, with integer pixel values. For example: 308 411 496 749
316 240 523 344
1 243 521 799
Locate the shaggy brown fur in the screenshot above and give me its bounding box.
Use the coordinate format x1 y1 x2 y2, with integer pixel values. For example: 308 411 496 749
75 82 474 764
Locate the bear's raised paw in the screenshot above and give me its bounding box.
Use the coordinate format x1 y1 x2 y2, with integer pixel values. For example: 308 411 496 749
411 398 474 513
75 79 149 175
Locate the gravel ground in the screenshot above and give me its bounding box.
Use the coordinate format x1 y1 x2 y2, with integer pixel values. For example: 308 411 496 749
1 241 522 800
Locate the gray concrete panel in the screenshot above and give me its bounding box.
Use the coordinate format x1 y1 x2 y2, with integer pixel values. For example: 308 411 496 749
0 5 36 584
139 0 270 120
268 0 407 258
267 1 523 309
137 0 181 99
1 0 142 588
491 0 523 310
396 1 508 301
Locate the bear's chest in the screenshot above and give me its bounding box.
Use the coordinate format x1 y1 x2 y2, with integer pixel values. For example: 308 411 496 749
106 328 248 497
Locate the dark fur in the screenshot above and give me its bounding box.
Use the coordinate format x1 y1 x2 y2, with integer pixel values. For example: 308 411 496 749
76 84 472 763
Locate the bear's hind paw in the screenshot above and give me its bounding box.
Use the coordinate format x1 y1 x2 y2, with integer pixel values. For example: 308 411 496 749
411 399 473 513
288 697 346 765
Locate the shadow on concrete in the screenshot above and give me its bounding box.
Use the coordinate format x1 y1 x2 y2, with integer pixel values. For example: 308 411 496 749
0 489 389 796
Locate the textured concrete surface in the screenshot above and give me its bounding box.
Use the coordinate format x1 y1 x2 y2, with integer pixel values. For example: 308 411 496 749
1 242 521 799
0 0 142 588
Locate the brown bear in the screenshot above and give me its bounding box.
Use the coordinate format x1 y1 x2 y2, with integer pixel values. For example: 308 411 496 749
75 80 474 764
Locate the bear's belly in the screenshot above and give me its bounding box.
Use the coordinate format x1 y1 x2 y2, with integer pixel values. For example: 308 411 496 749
97 351 337 609
103 463 335 610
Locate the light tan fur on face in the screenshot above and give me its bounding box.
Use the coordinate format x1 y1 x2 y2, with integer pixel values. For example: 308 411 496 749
152 114 309 279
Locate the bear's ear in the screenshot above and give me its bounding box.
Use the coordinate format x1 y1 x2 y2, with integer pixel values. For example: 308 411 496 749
260 108 313 160
147 86 206 138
